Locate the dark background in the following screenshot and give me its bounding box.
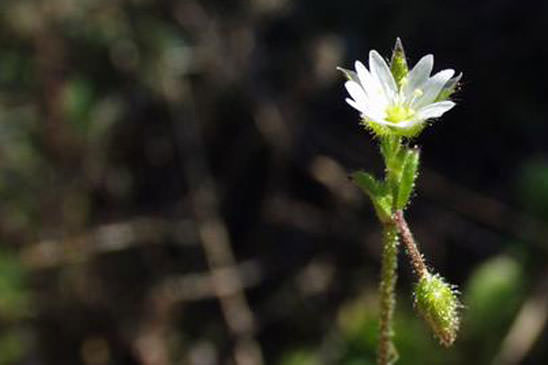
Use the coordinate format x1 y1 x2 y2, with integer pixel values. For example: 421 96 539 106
0 0 547 364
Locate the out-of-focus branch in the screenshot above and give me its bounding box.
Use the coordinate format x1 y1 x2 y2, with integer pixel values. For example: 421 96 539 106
161 34 264 364
421 169 548 251
156 260 263 303
20 217 198 270
134 260 264 365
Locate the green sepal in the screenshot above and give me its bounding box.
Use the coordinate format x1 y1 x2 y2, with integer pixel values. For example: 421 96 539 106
352 171 393 223
436 72 462 102
336 67 359 83
390 37 409 90
396 148 420 209
362 118 426 139
362 118 392 138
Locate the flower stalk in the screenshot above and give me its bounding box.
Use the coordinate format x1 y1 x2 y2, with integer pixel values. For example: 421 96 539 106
378 223 399 365
393 210 427 279
341 38 462 364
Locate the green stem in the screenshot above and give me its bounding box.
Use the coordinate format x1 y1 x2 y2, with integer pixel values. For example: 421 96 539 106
377 222 399 365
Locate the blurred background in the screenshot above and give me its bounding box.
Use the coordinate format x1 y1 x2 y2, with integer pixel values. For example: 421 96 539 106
0 0 547 364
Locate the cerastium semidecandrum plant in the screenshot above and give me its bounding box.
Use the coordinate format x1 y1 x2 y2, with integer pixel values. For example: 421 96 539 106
338 39 462 364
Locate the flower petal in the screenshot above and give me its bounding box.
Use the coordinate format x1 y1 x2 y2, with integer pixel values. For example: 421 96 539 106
354 60 388 108
344 80 368 105
414 69 455 108
417 101 456 120
404 54 433 97
355 61 377 91
345 79 385 114
345 97 366 113
346 99 385 122
369 50 397 102
354 61 367 83
344 81 384 119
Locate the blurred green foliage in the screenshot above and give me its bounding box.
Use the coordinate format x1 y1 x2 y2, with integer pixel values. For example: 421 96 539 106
0 250 30 365
0 251 29 318
517 159 548 218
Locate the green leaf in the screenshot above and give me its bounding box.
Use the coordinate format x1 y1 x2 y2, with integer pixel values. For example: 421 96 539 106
353 171 382 198
352 171 393 222
390 37 409 89
396 148 420 209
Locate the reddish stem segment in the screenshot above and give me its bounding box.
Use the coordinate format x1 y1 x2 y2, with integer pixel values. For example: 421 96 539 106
393 210 427 279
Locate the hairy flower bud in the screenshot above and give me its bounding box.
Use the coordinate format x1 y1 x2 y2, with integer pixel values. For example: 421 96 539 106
414 272 460 347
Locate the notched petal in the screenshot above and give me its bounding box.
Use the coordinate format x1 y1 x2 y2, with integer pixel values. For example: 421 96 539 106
404 54 434 95
415 69 455 108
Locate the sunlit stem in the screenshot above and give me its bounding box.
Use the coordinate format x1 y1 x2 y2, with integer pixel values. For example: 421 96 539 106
377 223 399 365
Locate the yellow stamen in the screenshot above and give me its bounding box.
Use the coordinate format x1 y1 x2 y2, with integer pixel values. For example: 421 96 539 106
385 105 415 123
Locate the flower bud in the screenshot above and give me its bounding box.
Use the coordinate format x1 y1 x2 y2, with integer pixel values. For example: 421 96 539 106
414 272 460 347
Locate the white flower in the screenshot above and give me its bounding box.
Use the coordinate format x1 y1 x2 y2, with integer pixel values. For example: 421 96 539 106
342 50 458 135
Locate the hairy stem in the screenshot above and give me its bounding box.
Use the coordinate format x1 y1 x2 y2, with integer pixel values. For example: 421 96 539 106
378 223 399 365
393 210 427 279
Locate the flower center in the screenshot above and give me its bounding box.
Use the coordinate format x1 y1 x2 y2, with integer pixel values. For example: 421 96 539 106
385 105 415 123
